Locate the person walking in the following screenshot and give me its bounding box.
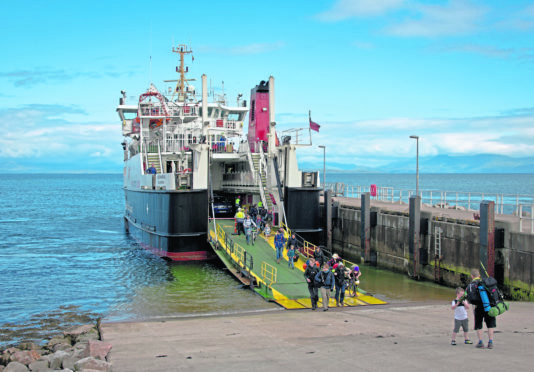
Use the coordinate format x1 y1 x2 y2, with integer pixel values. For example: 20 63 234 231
243 214 256 245
287 245 296 269
313 246 325 268
333 262 348 307
315 263 334 311
274 229 286 264
304 258 320 310
286 233 298 251
234 208 245 236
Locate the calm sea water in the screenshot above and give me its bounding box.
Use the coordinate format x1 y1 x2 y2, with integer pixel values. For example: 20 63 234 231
2 173 528 346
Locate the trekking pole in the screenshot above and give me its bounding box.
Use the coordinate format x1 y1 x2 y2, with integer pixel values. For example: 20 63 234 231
480 261 490 278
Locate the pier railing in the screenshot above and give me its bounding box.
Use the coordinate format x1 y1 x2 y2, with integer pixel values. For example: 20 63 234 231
327 183 534 233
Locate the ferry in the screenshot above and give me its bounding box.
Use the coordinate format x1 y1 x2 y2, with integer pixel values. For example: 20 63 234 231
117 45 322 261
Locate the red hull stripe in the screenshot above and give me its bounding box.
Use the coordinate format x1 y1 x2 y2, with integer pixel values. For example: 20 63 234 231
137 241 211 261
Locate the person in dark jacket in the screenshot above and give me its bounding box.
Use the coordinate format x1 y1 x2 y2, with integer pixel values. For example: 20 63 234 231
313 246 325 267
286 233 298 250
304 257 320 310
315 263 334 311
333 262 348 307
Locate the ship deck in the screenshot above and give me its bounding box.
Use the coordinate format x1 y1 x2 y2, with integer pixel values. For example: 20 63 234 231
208 218 386 309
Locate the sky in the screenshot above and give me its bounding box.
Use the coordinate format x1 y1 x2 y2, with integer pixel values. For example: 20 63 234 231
1 0 534 173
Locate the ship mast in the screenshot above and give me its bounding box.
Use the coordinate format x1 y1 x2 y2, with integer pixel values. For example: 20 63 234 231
171 44 194 102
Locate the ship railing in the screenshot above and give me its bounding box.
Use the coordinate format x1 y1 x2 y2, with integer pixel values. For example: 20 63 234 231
215 220 254 271
221 171 255 187
209 138 237 154
279 127 312 146
327 183 534 233
208 119 241 131
280 221 356 269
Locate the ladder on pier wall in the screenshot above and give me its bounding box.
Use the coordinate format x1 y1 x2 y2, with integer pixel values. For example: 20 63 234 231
434 227 443 282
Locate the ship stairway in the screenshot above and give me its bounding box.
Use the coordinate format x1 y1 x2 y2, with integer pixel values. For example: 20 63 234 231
208 218 387 309
146 153 162 174
250 153 272 210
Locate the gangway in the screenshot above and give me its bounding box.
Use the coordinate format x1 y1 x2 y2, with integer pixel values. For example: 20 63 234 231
208 218 387 309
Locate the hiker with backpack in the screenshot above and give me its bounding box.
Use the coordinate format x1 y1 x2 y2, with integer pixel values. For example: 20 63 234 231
466 268 496 349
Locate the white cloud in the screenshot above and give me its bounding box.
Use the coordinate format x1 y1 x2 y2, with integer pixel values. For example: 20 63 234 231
386 0 487 37
318 0 405 21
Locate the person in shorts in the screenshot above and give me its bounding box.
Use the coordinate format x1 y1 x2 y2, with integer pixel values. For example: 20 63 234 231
451 287 472 345
468 269 497 349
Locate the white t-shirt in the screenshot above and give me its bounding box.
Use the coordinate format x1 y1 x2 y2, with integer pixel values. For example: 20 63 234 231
452 300 468 320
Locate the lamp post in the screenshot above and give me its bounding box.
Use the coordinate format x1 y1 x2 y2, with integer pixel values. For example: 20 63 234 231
318 145 326 191
409 135 419 197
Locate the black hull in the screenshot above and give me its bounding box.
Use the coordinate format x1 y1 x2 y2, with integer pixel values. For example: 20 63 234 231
284 186 323 244
124 188 212 261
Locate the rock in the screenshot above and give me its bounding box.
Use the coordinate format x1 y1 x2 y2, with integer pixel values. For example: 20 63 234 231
79 341 112 361
47 337 72 351
4 362 28 372
61 355 77 371
16 343 40 352
64 325 99 345
73 357 111 372
49 351 70 370
27 359 49 371
11 351 40 366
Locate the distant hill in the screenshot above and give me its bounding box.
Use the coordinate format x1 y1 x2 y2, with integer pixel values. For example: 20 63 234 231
300 154 534 173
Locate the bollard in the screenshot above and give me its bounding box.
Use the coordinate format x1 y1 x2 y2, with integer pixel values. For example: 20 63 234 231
480 200 495 278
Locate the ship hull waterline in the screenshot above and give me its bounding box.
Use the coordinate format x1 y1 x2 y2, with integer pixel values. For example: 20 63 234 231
124 187 213 261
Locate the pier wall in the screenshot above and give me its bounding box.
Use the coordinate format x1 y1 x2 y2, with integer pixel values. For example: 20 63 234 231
329 200 534 300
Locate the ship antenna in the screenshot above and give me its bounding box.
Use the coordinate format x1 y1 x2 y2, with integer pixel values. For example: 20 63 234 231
171 44 193 102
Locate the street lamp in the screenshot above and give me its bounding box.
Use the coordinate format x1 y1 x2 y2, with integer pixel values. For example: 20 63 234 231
409 135 419 197
318 145 326 191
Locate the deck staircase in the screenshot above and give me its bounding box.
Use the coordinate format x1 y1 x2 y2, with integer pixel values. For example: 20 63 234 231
146 153 161 174
251 153 272 210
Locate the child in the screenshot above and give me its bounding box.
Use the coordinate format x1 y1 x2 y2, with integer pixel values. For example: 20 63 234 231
287 245 295 269
263 223 271 237
451 287 473 345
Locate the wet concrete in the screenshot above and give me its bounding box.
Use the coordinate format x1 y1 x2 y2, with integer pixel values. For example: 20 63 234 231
103 301 532 372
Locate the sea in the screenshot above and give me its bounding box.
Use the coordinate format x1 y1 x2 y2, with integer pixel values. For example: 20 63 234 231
1 173 532 347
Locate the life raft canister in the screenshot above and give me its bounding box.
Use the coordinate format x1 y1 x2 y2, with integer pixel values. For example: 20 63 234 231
370 184 377 197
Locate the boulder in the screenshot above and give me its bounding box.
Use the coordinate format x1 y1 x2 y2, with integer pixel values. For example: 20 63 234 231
27 359 49 371
79 341 112 361
73 357 111 372
64 325 99 345
4 362 28 372
49 351 70 370
47 337 72 351
16 343 40 352
10 351 40 366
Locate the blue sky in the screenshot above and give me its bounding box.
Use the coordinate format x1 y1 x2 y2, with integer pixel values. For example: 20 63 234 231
1 0 534 173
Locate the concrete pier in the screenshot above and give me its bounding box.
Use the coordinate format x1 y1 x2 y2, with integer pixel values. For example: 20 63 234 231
329 196 534 300
103 302 533 372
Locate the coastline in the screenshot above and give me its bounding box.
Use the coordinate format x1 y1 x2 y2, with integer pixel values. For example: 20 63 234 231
102 301 533 372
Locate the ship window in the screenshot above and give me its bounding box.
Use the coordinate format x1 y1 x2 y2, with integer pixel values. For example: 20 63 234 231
228 113 239 121
208 107 214 117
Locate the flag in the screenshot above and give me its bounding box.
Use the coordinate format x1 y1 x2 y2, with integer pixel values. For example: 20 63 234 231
309 118 320 132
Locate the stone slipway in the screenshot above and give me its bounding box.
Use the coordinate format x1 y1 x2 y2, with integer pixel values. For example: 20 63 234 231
102 302 533 372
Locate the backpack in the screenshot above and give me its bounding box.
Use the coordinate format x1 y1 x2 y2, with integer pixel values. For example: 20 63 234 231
466 280 482 305
467 277 510 317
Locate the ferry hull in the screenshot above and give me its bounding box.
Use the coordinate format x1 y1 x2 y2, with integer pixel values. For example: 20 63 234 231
124 188 212 261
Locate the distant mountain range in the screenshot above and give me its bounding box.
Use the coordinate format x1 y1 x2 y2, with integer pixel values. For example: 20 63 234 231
301 154 534 173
